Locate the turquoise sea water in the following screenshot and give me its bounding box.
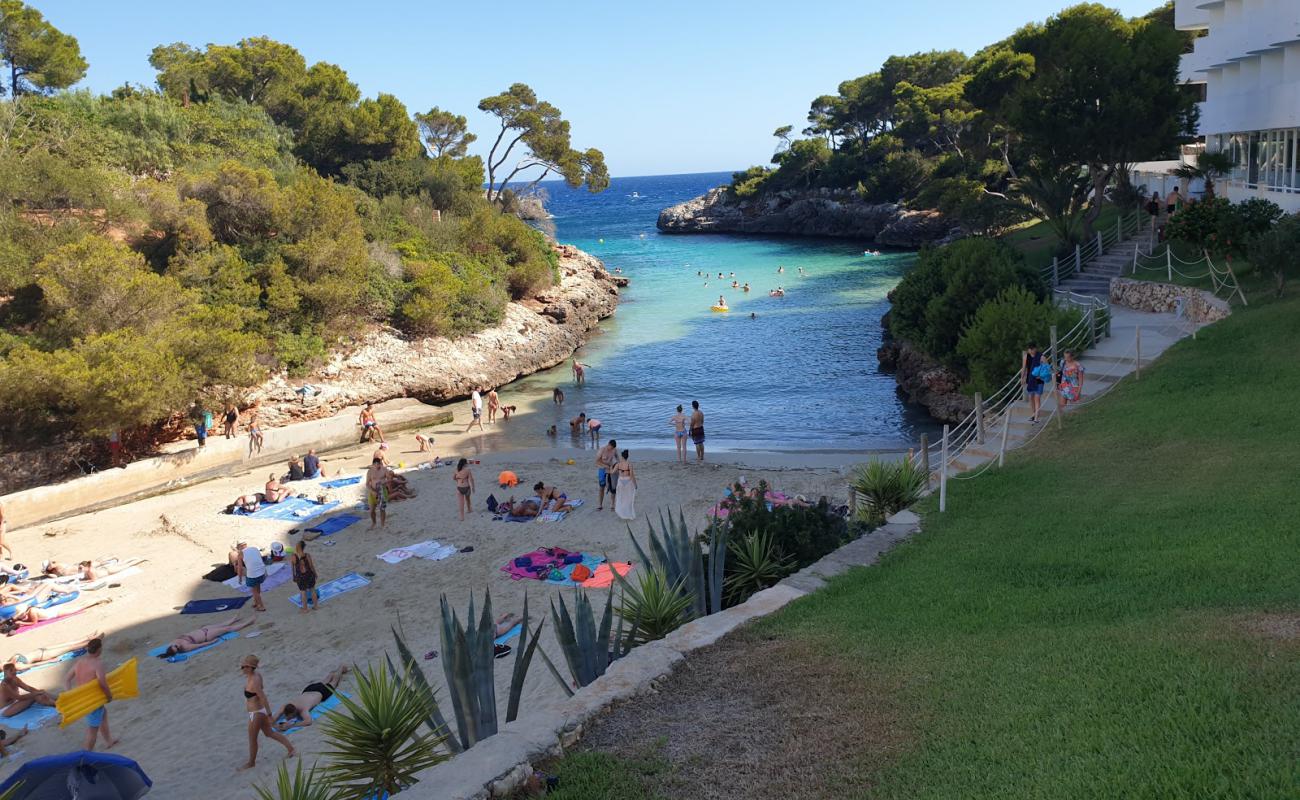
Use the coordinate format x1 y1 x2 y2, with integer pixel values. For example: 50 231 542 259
479 172 938 454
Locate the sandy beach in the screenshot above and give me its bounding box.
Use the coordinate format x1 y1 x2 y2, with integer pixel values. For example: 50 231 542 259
1 404 857 798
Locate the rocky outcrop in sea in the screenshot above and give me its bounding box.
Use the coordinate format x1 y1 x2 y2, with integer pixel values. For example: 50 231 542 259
250 244 620 426
876 313 972 424
657 186 962 247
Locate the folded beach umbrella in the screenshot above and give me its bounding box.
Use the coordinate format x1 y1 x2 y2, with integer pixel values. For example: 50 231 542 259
0 751 152 799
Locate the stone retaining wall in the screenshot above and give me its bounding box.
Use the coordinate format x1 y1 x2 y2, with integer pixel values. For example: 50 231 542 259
0 399 450 530
402 511 923 800
1109 277 1231 323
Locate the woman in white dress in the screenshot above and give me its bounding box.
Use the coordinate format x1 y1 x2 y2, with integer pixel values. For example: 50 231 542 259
613 449 638 521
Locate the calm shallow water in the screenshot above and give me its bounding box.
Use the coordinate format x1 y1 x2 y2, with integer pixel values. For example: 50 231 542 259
477 172 938 455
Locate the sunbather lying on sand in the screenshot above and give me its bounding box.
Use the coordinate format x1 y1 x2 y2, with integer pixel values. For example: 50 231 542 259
1 596 112 635
273 664 350 731
157 615 255 658
226 494 264 514
497 499 540 518
42 557 145 581
6 632 103 670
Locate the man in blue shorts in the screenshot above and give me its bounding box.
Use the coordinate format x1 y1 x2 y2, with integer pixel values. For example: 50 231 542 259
67 637 118 750
595 439 618 511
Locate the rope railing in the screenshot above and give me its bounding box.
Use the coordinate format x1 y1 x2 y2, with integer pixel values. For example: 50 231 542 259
1040 210 1144 288
1129 243 1248 305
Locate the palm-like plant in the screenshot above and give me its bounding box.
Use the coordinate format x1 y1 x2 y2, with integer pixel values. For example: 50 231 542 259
321 663 448 799
1173 151 1234 201
628 509 726 618
851 457 927 525
1007 161 1091 246
254 762 335 800
724 530 794 605
614 567 694 646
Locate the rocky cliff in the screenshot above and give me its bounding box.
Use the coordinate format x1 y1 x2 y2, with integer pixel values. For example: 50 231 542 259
250 244 620 427
657 186 962 247
876 314 973 424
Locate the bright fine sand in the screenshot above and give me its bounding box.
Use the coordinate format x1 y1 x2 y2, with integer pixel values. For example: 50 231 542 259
2 407 855 798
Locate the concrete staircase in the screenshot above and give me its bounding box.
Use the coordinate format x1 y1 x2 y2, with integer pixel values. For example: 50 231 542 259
1055 240 1136 300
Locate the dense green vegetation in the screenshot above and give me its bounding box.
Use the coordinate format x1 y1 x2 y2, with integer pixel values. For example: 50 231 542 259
0 3 606 448
732 3 1194 241
537 266 1300 800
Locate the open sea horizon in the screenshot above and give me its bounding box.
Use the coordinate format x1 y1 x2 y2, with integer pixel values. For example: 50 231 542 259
486 171 941 455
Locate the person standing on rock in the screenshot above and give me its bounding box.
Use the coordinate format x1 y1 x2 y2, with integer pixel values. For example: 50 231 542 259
487 388 500 424
689 400 706 463
1022 343 1045 424
466 389 484 432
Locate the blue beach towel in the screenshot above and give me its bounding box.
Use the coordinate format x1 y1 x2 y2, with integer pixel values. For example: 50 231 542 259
238 497 340 522
16 648 84 675
148 631 240 663
181 596 251 615
0 702 59 731
280 692 347 734
494 623 522 646
320 476 361 489
289 572 370 609
304 514 363 536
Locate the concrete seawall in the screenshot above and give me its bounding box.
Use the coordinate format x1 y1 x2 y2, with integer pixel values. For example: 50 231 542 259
1 398 450 530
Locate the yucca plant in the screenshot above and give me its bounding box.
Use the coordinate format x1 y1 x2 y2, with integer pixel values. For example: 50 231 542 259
437 589 544 750
321 662 447 799
628 508 726 618
851 457 926 524
614 567 694 646
724 529 794 605
254 762 335 800
544 588 621 692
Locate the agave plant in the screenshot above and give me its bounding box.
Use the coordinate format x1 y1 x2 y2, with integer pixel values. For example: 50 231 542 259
436 589 545 750
542 588 629 693
628 508 726 618
724 529 794 605
321 662 447 799
388 626 460 754
851 458 926 524
254 762 335 800
614 567 694 646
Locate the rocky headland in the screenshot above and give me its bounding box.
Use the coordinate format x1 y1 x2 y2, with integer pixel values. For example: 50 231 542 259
249 244 620 427
876 313 972 424
657 186 962 247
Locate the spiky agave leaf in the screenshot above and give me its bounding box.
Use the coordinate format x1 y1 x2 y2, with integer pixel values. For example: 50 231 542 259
506 592 545 723
386 628 461 753
253 760 334 800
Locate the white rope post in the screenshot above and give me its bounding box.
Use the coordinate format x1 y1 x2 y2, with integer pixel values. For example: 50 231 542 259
1166 247 1173 282
997 408 1010 467
1135 326 1141 381
1052 256 1059 287
919 433 929 491
1096 230 1104 257
939 424 949 513
1049 324 1058 369
1131 246 1138 275
975 393 985 445
1075 244 1082 275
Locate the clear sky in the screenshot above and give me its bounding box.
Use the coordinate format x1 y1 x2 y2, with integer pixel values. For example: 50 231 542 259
37 0 1163 177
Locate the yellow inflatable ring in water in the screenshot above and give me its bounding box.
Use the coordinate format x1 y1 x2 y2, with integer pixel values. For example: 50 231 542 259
710 305 729 312
58 657 139 727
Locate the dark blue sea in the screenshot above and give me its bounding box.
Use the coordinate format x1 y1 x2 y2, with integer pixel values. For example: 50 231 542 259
489 171 937 454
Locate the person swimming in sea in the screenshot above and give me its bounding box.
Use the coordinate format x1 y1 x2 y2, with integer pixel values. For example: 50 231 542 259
777 265 784 273
742 283 750 292
716 295 728 309
731 280 739 288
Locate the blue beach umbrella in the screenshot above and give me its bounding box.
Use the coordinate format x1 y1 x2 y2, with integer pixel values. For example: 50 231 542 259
0 751 152 799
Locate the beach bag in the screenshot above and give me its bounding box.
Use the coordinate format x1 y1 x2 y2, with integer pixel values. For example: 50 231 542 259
563 553 584 565
1032 363 1053 383
570 565 592 582
485 494 499 513
514 557 532 568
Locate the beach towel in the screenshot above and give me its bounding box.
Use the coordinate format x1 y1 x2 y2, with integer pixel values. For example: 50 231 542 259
203 563 238 583
223 562 292 595
280 692 347 734
238 497 340 522
494 623 522 646
536 510 567 523
320 476 361 489
7 603 97 636
180 596 251 615
495 514 533 523
0 702 59 731
500 550 605 586
304 514 363 537
75 566 143 591
289 572 370 609
377 540 457 565
581 562 634 589
148 631 240 663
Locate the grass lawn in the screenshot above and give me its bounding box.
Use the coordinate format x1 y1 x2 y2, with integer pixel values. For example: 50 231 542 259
1003 205 1125 274
538 285 1300 799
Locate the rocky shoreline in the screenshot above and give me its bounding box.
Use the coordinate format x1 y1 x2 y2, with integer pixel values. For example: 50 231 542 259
657 186 962 247
249 244 620 427
876 314 972 424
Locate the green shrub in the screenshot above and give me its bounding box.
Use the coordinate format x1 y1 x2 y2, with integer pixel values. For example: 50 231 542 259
1246 212 1300 297
724 484 849 569
851 458 928 526
1167 197 1283 255
956 285 1081 394
723 530 793 605
890 237 1043 365
615 568 694 646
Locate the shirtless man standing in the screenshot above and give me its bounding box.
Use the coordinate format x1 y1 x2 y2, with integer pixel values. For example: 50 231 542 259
595 439 618 511
669 405 688 464
366 458 389 529
689 400 705 463
1 662 56 716
67 638 118 750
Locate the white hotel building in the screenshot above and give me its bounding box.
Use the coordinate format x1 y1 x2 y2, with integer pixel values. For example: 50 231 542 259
1177 0 1300 212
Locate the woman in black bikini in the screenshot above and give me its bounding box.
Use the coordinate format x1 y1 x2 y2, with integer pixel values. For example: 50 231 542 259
158 615 254 658
239 654 295 770
532 482 574 513
273 664 350 731
291 541 319 613
453 458 475 522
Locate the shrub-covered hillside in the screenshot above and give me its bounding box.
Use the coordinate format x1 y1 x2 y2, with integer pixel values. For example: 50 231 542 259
0 5 607 448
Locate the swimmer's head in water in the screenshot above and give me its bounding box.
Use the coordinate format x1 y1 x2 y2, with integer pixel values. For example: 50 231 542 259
677 405 683 412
